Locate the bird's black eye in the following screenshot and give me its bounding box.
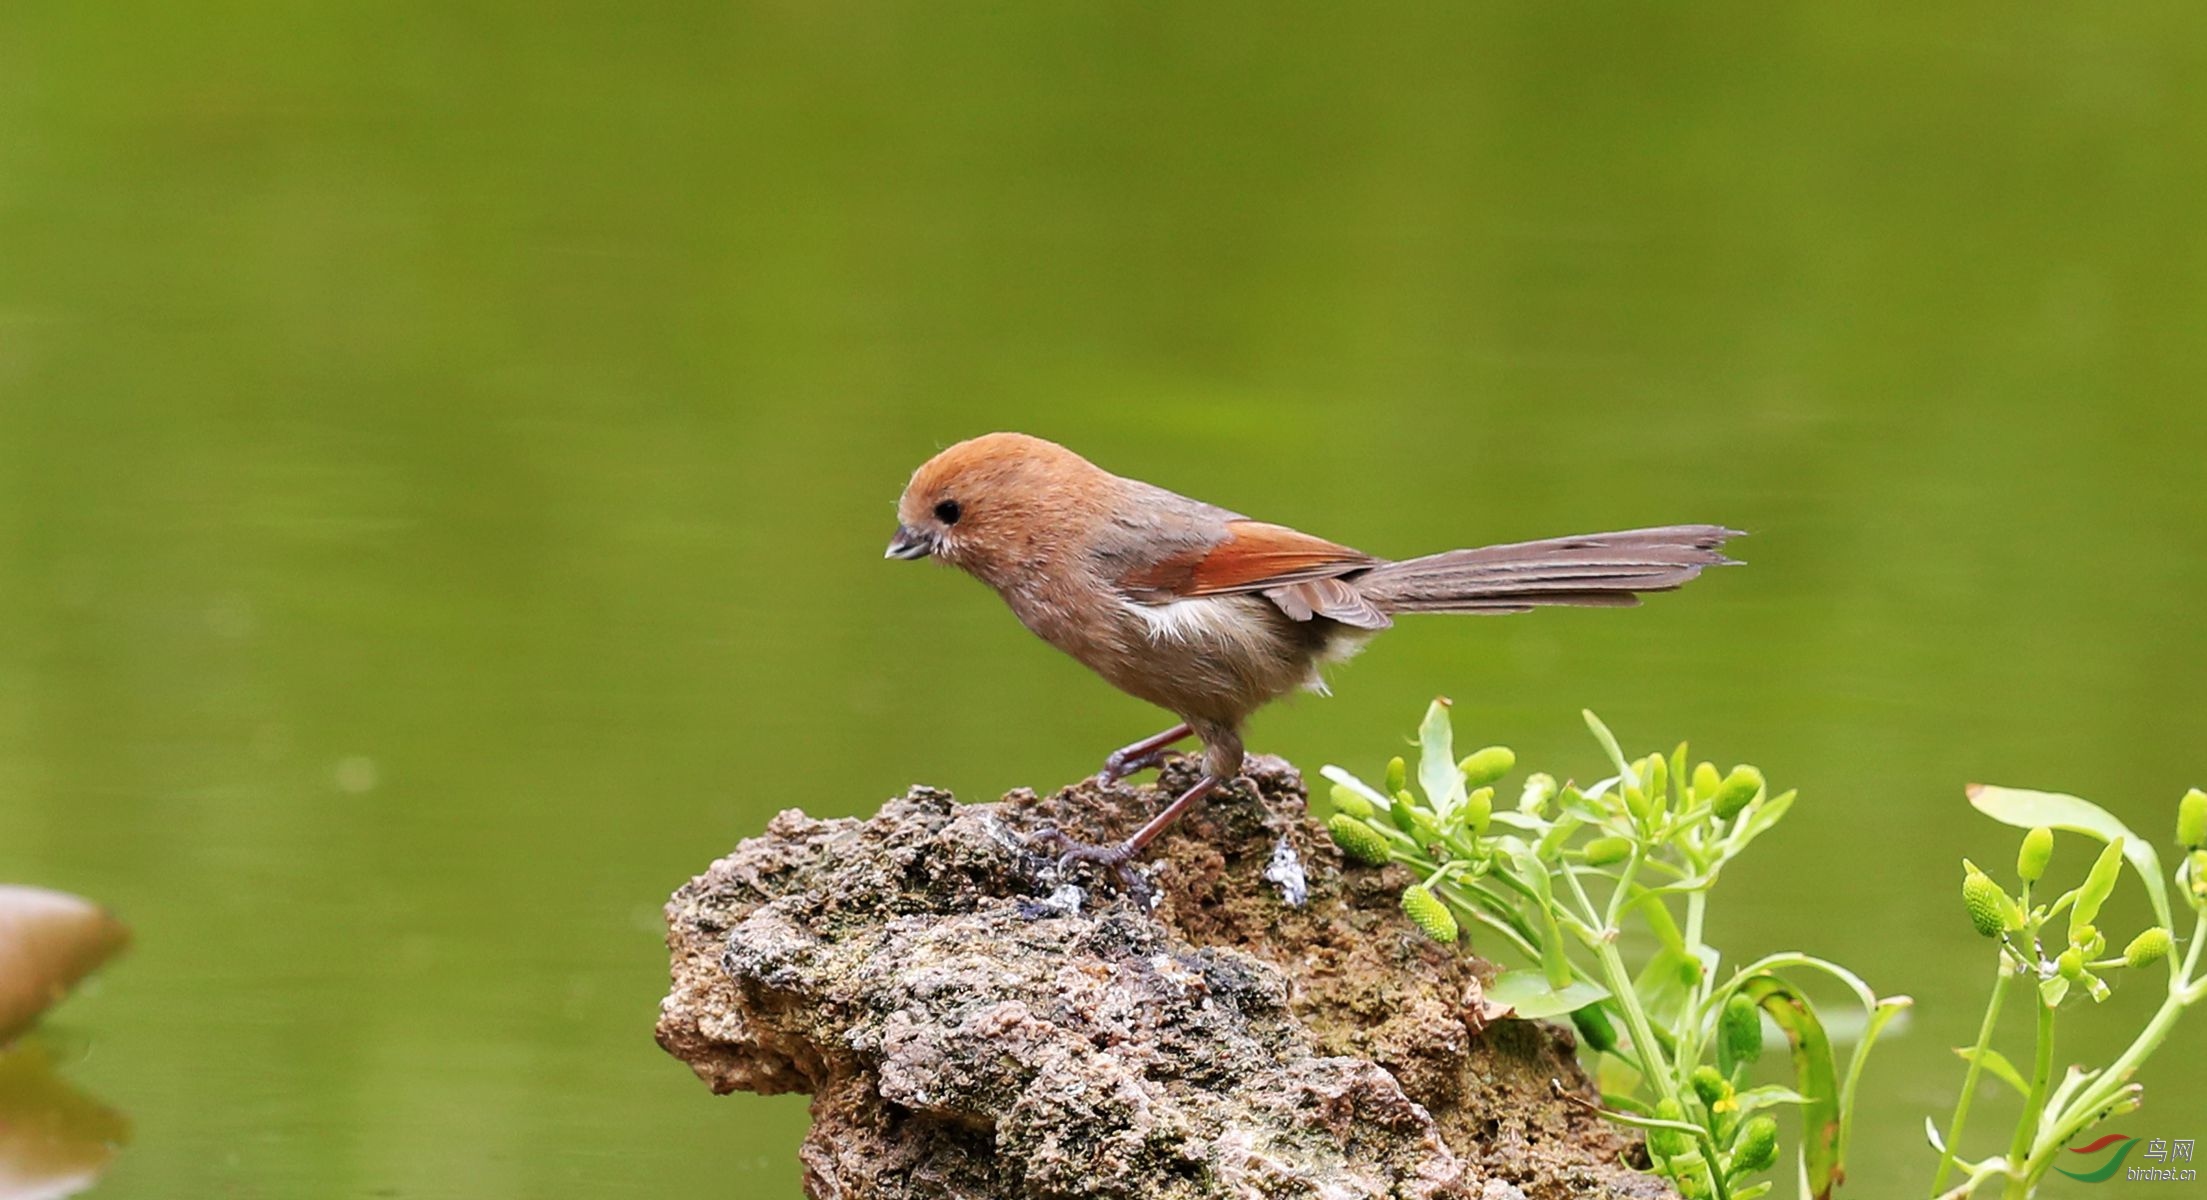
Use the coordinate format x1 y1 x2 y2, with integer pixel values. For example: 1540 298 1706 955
933 499 962 525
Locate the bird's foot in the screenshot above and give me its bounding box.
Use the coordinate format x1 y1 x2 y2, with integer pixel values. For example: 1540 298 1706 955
1098 746 1168 785
1096 723 1195 785
1026 827 1155 905
1054 837 1134 871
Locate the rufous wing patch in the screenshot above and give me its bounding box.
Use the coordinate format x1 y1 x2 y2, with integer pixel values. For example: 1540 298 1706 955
1117 521 1385 625
1183 521 1375 590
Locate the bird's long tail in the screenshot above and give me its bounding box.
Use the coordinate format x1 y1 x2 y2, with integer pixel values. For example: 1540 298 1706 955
1355 525 1742 615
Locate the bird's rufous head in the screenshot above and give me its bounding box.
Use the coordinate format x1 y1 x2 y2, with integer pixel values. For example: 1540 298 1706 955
886 432 1105 584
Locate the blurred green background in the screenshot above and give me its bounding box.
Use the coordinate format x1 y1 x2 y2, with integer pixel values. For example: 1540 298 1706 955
3 3 2205 1196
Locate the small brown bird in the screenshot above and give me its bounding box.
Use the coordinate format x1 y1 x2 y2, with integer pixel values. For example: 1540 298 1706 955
887 432 1739 881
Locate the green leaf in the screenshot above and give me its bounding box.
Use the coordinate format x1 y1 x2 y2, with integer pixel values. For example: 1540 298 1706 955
1506 847 1576 987
1922 1116 1947 1154
1724 789 1797 855
1953 1046 2029 1096
1720 952 1880 1015
1534 813 1584 860
1967 784 2173 930
1487 969 1610 1019
1837 997 1911 1167
2068 837 2127 939
1634 947 1695 1018
1733 1084 1811 1113
1582 710 1637 785
1621 891 1689 977
1738 974 1842 1200
1599 1091 1654 1116
1319 766 1393 815
1485 811 1549 839
1418 699 1466 816
1433 882 1541 960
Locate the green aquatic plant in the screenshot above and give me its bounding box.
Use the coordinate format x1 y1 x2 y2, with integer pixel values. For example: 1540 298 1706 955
1927 785 2207 1198
1322 699 2207 1200
1322 699 1908 1200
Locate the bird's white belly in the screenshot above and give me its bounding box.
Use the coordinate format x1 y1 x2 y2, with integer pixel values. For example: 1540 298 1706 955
1122 596 1273 652
1121 595 1373 698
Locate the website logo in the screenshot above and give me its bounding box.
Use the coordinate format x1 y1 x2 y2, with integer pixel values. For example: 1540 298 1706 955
2057 1135 2197 1184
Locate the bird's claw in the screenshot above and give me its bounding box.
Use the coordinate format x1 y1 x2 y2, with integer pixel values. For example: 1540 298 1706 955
1098 749 1157 785
1026 827 1154 904
1055 839 1134 872
1099 730 1189 784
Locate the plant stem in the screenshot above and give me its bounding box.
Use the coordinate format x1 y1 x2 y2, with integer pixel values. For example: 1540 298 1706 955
1682 888 1710 1065
1604 854 1645 930
2181 905 2207 981
1999 993 2056 1199
2020 907 2207 1185
2022 991 2182 1187
1596 936 1678 1103
1933 956 2010 1195
1560 861 1680 1108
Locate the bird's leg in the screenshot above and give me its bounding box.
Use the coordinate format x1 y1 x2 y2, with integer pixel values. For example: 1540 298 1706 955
1049 726 1244 895
1050 774 1222 897
1099 722 1194 783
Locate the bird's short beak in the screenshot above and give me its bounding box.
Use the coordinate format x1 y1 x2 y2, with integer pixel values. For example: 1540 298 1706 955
884 525 933 561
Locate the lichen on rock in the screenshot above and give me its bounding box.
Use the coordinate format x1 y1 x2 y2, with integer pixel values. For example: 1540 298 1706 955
657 755 1669 1200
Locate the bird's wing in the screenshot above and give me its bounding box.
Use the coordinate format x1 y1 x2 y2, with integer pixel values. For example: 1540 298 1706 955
1115 520 1392 629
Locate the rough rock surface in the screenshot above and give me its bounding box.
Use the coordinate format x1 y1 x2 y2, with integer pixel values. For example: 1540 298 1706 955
657 755 1667 1200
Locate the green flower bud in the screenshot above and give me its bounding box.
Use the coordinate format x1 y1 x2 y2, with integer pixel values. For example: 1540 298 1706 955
1732 1115 1779 1174
1582 836 1633 866
1400 884 1459 943
2125 926 2173 969
1328 783 1374 820
1644 755 1669 813
1518 772 1558 815
1390 789 1425 835
1719 993 1763 1067
1326 815 1392 866
2018 826 2054 884
2191 850 2207 902
1713 766 1764 820
2181 789 2207 850
1403 799 1442 845
1458 746 1515 789
1692 761 1722 802
2070 923 2103 955
1623 784 1652 821
1648 1098 1692 1159
1570 1003 1618 1053
1690 1064 1731 1110
1962 861 2010 937
1462 786 1494 837
1384 755 1407 796
2057 947 2086 981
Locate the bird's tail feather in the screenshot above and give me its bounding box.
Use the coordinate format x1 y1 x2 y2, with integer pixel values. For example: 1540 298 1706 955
1356 525 1742 615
